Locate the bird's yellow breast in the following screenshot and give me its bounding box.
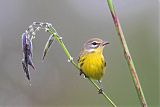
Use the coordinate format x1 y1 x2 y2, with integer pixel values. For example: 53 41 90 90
78 51 106 80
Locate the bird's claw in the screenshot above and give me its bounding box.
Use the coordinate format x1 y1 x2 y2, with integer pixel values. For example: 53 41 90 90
80 71 83 76
98 88 103 94
79 70 88 78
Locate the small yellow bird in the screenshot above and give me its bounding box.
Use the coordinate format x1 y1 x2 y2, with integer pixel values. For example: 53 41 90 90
78 38 109 93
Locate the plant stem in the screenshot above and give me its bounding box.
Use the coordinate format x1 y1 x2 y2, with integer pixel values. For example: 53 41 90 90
88 78 117 107
48 26 117 107
48 27 79 70
106 0 147 107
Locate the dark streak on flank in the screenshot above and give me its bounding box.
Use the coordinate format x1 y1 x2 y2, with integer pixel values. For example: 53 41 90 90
80 62 84 67
104 62 106 67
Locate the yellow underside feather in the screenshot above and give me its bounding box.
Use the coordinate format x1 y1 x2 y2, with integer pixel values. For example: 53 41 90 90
78 51 106 80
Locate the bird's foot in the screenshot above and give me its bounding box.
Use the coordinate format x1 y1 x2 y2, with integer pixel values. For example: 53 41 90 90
79 71 88 78
98 88 103 94
80 70 83 76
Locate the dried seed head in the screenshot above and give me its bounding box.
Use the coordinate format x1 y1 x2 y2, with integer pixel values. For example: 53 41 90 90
45 28 49 32
21 22 56 82
21 32 35 82
40 22 44 27
22 33 27 52
32 32 36 36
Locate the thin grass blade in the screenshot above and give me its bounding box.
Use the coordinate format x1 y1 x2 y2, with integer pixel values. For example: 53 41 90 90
42 34 54 60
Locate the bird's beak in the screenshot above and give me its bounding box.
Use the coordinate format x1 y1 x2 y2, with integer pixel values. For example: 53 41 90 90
102 41 109 46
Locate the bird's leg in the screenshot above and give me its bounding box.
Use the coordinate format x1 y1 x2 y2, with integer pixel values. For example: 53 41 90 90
98 80 103 94
79 69 88 78
79 70 83 76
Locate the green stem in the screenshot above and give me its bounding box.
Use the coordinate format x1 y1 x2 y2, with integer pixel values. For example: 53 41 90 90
106 0 147 107
54 35 79 69
48 26 117 107
48 27 79 70
88 78 117 107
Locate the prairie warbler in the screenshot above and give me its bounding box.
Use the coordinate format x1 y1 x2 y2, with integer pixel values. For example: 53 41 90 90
78 38 109 93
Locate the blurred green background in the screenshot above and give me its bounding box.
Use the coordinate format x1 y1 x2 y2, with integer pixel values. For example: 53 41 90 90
0 0 159 107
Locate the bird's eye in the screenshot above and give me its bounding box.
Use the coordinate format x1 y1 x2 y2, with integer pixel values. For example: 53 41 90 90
92 42 97 45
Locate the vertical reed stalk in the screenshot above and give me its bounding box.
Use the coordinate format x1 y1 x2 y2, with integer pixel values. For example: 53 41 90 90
106 0 147 106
